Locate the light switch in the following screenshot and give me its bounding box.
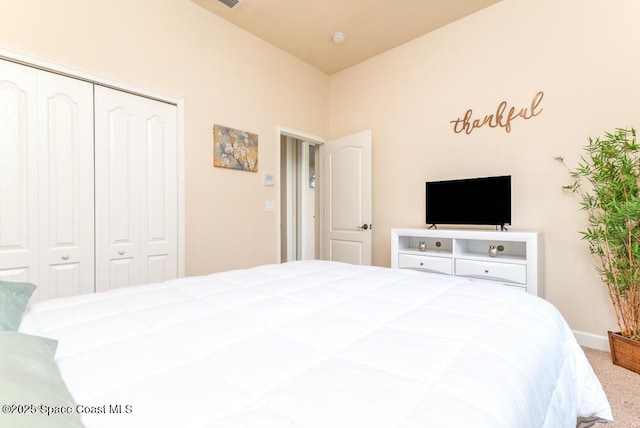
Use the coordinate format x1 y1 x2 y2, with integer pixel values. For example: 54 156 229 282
264 173 274 187
265 200 274 212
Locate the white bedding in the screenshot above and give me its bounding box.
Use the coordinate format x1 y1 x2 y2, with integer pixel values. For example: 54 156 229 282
19 260 611 427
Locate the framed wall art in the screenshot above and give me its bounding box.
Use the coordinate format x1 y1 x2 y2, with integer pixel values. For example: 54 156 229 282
213 124 258 172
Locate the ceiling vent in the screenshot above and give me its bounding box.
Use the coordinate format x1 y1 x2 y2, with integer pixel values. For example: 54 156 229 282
216 0 240 9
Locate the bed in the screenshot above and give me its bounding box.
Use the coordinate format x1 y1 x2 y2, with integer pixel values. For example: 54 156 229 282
7 260 611 427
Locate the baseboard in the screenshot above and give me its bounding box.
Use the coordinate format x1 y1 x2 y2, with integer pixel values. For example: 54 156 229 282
573 330 610 352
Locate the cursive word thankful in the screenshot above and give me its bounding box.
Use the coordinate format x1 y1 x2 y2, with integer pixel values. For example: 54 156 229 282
450 91 544 134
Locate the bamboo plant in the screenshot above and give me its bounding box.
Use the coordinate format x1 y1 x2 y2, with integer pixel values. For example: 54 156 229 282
556 128 640 340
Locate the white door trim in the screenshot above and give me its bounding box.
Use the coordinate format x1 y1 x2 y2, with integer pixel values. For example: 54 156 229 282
275 126 326 263
0 45 186 278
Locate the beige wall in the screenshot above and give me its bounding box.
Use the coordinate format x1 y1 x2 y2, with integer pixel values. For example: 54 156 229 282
329 0 640 337
0 0 329 274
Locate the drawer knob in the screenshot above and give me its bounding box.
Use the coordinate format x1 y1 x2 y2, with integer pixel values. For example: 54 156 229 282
420 262 424 266
484 269 489 273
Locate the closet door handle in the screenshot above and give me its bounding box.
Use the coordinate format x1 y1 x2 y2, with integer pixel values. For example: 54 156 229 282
61 253 70 260
118 250 125 256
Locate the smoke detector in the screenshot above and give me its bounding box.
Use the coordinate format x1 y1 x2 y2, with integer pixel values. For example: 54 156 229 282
216 0 240 9
331 32 346 44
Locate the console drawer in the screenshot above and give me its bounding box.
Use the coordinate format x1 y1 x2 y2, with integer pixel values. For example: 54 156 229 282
398 253 452 275
455 259 526 285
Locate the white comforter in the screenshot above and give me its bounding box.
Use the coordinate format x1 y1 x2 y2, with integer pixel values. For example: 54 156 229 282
19 260 611 427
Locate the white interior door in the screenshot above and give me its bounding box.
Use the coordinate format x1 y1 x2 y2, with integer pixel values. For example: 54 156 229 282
0 60 94 302
1 54 183 301
322 130 372 265
94 86 177 291
37 70 94 300
0 60 39 284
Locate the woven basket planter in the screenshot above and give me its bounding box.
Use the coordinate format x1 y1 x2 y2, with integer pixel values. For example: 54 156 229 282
608 331 640 375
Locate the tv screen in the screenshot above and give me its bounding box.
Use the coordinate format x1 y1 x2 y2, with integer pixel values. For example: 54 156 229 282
426 175 511 227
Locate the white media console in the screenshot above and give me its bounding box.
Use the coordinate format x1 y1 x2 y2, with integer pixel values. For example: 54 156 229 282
391 228 544 296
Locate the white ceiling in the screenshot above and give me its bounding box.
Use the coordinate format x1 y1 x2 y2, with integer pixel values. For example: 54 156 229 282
191 0 503 74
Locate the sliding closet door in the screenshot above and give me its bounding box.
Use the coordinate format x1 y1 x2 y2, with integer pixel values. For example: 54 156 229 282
94 86 177 291
0 60 39 284
37 71 94 300
0 60 93 302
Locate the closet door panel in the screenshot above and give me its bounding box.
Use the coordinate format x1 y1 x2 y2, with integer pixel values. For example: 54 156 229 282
95 90 141 291
103 107 138 253
37 71 94 300
142 100 177 284
95 86 177 292
0 60 38 283
110 257 136 289
48 264 82 299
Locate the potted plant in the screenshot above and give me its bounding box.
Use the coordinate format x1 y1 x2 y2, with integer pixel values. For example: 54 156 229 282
556 127 640 374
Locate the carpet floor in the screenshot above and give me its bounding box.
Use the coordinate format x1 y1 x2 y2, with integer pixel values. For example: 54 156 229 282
582 346 640 427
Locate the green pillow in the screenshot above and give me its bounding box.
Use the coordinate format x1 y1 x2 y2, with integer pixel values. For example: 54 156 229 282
0 332 84 427
0 280 37 331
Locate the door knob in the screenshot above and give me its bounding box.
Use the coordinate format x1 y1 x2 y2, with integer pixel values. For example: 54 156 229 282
357 224 371 230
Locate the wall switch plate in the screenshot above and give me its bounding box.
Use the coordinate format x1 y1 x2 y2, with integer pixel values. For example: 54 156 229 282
265 200 274 212
264 173 274 187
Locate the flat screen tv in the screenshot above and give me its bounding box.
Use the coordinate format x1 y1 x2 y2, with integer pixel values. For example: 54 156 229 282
426 175 511 228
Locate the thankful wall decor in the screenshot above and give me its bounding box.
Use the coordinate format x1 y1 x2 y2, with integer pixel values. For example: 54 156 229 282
450 91 544 135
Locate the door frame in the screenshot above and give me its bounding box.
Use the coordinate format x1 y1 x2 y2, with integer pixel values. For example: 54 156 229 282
0 46 186 278
275 126 326 263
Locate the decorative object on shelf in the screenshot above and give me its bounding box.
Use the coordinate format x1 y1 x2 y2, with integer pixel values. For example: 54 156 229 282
449 91 544 135
418 241 426 252
557 128 640 374
213 124 258 172
488 245 498 257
